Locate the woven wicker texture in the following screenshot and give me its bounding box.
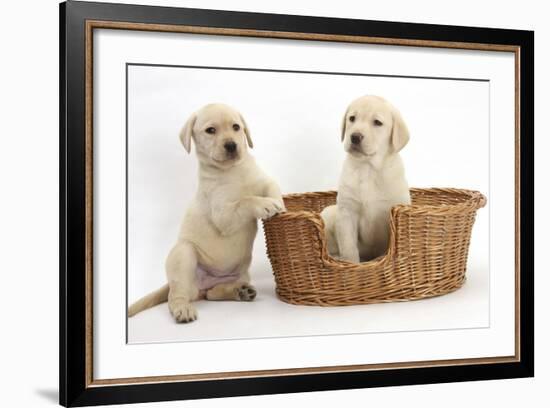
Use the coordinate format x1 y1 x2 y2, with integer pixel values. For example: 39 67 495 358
262 188 486 306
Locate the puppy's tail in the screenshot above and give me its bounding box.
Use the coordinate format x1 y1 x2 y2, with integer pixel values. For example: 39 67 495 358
128 284 169 317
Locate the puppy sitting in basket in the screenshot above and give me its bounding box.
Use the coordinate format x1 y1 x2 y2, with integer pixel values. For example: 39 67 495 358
321 95 411 263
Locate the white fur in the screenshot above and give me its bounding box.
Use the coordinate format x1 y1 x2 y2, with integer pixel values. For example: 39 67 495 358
321 96 411 263
128 104 284 323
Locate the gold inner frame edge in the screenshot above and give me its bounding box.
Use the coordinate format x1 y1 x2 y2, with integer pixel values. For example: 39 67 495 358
84 20 522 388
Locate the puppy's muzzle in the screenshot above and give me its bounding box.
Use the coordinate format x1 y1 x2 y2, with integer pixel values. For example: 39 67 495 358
224 141 237 154
351 133 364 145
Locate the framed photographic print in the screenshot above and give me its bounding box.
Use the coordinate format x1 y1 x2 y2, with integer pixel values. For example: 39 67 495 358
60 1 534 406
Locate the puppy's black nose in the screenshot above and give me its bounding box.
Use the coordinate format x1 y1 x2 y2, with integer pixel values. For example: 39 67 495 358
224 141 237 153
351 133 363 145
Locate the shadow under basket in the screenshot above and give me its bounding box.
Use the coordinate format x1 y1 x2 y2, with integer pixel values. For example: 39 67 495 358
262 188 486 306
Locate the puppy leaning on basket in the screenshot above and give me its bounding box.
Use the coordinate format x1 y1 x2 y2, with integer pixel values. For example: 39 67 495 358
321 95 411 263
128 103 285 323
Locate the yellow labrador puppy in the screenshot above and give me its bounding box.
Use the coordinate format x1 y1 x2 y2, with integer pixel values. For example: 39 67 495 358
321 96 411 263
129 104 285 323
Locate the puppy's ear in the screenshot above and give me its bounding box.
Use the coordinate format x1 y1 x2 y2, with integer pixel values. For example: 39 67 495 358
239 113 253 148
179 113 196 153
391 106 410 152
341 107 349 142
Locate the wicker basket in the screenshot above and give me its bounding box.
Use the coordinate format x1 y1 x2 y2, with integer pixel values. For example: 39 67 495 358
262 188 486 306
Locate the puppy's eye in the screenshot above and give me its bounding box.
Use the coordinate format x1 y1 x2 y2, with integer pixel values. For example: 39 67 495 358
373 119 383 126
232 124 240 131
205 127 216 134
349 115 356 123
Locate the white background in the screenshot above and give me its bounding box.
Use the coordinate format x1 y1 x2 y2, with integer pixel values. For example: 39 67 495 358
127 61 490 343
0 0 546 407
95 28 514 380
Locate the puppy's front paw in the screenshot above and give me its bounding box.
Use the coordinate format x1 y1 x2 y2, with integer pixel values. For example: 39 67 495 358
169 300 197 323
254 197 285 220
235 284 257 301
339 253 360 263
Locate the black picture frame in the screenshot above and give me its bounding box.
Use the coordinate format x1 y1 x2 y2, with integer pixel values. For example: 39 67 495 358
60 1 534 406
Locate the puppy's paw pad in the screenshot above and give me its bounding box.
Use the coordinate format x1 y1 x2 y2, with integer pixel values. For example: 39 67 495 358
169 301 197 323
236 284 257 301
